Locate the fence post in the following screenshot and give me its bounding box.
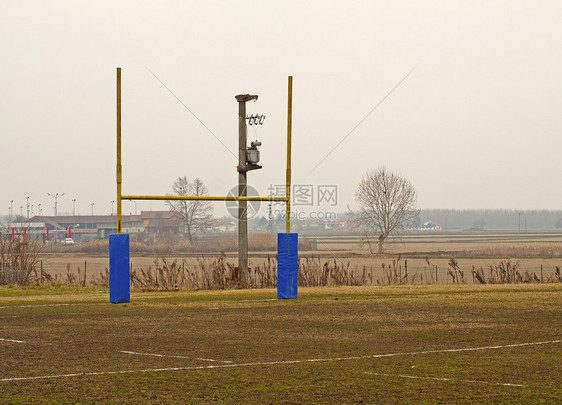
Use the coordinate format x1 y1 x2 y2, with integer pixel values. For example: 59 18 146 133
472 265 475 283
83 260 87 287
40 261 43 284
435 265 438 284
541 264 543 282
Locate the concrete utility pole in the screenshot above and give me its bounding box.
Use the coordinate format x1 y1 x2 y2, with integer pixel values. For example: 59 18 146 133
236 94 259 287
48 193 64 217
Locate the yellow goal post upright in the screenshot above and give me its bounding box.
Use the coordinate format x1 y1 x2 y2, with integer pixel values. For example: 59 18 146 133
111 70 297 300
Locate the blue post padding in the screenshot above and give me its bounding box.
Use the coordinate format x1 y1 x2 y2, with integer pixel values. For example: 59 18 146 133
277 233 298 299
109 233 130 303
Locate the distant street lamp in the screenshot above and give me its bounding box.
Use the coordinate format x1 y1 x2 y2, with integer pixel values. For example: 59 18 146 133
26 196 30 219
38 203 42 216
47 193 65 217
20 206 23 217
132 201 137 215
111 200 115 216
90 202 94 216
9 200 13 221
72 199 76 216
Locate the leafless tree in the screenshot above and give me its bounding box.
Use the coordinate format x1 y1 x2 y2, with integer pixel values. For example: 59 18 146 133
167 177 214 243
353 168 419 254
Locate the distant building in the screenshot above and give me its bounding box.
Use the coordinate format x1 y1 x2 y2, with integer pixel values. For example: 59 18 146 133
213 219 236 233
6 211 183 242
421 220 442 230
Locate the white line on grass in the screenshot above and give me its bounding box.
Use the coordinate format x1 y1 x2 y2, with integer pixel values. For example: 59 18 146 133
0 338 25 343
120 350 233 363
0 303 98 309
1 339 559 383
364 372 526 387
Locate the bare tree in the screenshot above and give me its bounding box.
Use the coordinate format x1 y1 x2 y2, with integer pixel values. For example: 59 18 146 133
167 177 214 243
353 168 419 254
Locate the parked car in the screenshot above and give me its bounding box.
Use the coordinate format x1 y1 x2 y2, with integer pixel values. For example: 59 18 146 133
61 238 75 246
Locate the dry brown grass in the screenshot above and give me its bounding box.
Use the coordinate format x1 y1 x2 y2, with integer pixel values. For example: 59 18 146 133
0 239 43 285
54 254 562 291
446 242 562 258
472 262 561 284
29 253 562 291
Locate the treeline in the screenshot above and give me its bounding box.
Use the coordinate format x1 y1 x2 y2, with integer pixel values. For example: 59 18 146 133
419 209 562 231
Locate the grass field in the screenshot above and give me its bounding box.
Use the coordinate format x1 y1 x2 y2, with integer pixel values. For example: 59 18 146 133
1 284 560 404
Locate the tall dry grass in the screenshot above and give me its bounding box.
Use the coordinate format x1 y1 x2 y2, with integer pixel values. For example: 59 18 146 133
116 254 464 290
18 254 562 290
457 243 562 258
0 239 42 285
469 260 560 284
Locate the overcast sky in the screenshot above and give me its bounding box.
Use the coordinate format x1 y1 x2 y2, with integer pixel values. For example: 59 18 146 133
1 0 561 219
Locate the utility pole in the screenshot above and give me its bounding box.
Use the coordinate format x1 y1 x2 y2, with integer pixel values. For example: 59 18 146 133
235 94 260 287
48 193 65 217
268 203 274 234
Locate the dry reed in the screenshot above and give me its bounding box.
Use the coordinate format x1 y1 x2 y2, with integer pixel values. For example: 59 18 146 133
456 243 562 258
0 239 42 285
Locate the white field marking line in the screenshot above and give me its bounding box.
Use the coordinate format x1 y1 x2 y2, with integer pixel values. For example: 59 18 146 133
0 312 84 319
364 372 525 387
0 338 25 343
120 350 233 363
0 303 97 309
1 339 559 383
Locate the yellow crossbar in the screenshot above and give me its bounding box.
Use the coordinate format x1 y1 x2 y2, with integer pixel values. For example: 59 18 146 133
121 195 288 202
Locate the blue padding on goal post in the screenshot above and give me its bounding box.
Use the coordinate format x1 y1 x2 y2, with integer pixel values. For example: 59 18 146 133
277 233 298 299
109 233 130 303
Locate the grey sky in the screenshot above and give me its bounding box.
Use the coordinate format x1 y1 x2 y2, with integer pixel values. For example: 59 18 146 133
1 0 561 218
